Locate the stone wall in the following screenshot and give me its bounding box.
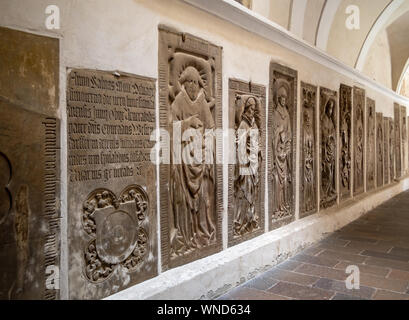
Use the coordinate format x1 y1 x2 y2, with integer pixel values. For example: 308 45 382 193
1 0 409 300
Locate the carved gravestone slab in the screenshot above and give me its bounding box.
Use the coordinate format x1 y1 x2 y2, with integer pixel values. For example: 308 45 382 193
0 27 60 300
400 106 408 175
228 79 265 246
384 117 389 185
339 84 352 200
319 87 338 209
158 26 223 270
376 112 384 188
268 63 297 230
389 117 395 181
67 69 157 299
353 87 365 195
394 104 402 178
366 98 376 191
299 82 318 218
0 106 60 300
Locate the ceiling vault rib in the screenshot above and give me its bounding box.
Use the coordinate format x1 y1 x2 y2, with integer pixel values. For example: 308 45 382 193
355 0 404 71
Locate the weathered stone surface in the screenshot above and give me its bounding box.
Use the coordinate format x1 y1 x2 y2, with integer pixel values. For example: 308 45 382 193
268 63 297 230
67 69 157 299
339 84 352 200
394 104 402 178
0 28 60 300
401 106 407 174
353 87 365 195
0 27 59 117
299 82 318 218
384 117 389 185
376 112 384 188
158 26 223 269
366 98 376 191
319 87 338 209
228 79 265 246
389 117 395 181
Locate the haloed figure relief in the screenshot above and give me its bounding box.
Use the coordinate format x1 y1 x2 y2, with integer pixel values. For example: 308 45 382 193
353 87 365 195
268 63 297 229
320 88 337 209
377 113 384 187
159 26 223 269
170 66 216 256
367 99 376 191
300 83 317 217
339 85 352 199
233 96 262 236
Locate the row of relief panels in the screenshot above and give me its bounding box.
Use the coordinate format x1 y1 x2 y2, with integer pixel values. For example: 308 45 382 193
1 26 408 300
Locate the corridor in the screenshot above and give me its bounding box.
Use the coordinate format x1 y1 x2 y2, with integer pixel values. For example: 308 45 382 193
219 190 409 300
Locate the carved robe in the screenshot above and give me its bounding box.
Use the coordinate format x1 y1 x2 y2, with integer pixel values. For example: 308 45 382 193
271 103 292 217
170 88 216 255
234 114 261 236
368 116 375 182
303 123 314 212
356 120 363 182
321 113 336 201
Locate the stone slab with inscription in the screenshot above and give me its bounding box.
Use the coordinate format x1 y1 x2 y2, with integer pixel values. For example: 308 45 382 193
67 69 157 299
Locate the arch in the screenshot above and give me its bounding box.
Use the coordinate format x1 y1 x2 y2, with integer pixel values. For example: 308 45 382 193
355 0 404 71
289 0 308 38
315 0 342 50
396 57 409 94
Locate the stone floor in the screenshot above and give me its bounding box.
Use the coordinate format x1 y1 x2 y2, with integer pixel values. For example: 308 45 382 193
218 190 409 300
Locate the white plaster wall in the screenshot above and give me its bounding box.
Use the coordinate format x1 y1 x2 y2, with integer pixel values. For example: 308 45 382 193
267 0 292 29
302 0 325 45
362 29 392 89
326 0 390 67
1 0 409 299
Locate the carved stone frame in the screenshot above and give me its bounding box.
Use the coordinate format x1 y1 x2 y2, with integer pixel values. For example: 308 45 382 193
376 112 384 188
268 62 297 230
366 98 376 191
319 87 338 210
401 106 407 175
389 117 395 181
339 84 352 200
384 117 389 185
394 103 402 178
158 25 223 270
353 86 365 196
299 82 318 218
228 79 266 247
66 69 158 299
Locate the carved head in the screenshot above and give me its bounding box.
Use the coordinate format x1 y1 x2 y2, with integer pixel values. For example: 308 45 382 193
325 99 334 117
303 110 311 127
179 66 203 101
277 85 288 107
244 97 256 119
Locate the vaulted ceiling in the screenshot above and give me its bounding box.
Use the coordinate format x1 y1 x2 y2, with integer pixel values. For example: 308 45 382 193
236 0 409 96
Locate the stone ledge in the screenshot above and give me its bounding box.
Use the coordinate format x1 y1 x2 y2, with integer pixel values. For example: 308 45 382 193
105 178 409 300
